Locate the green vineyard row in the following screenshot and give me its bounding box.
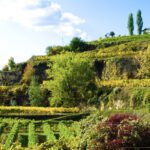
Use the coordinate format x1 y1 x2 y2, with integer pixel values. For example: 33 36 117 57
0 120 80 149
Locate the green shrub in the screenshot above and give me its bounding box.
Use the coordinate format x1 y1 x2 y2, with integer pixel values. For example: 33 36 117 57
44 53 97 107
28 123 36 147
69 37 88 52
58 122 73 139
58 122 78 149
43 123 56 142
5 122 19 149
129 88 145 107
29 76 47 107
79 111 103 150
143 90 150 105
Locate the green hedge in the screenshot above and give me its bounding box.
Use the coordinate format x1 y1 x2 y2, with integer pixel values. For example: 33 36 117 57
43 123 56 142
5 122 19 149
28 123 36 147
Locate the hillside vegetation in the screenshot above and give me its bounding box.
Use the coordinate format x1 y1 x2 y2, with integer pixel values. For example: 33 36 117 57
0 34 150 149
0 34 150 109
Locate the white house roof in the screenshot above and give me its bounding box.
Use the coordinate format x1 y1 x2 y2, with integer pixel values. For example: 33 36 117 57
143 28 150 31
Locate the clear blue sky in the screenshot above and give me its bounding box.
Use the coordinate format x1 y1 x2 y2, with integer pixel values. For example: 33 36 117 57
0 0 150 68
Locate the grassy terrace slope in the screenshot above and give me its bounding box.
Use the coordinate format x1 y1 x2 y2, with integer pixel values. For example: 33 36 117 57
0 118 80 149
33 35 150 63
96 79 150 87
0 35 150 149
32 35 150 86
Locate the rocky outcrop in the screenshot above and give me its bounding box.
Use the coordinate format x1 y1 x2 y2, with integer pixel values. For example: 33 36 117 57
94 57 139 80
0 62 27 85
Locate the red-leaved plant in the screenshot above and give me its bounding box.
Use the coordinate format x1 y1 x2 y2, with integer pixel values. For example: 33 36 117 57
90 113 150 150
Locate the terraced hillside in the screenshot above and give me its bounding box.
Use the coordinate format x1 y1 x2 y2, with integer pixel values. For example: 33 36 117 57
0 118 80 149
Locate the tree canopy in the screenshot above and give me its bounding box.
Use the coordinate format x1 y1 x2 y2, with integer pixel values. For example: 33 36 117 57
69 37 87 52
44 53 97 107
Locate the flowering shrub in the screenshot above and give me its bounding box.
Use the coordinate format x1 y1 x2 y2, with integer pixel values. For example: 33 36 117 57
90 113 150 150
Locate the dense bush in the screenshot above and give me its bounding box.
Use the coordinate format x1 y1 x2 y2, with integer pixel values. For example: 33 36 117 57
28 123 36 147
129 88 145 107
89 113 150 150
0 85 28 106
79 111 102 150
69 37 88 52
58 122 79 149
44 53 97 107
43 123 56 142
5 122 19 149
143 89 150 105
28 76 47 107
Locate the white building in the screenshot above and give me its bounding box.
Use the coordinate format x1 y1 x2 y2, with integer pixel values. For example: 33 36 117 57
143 28 150 34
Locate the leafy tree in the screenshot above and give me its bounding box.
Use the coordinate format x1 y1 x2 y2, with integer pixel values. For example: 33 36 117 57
28 76 46 106
22 64 35 84
44 53 97 107
128 13 134 35
45 46 53 54
8 57 15 70
63 45 70 51
136 10 143 35
109 31 115 37
69 37 87 52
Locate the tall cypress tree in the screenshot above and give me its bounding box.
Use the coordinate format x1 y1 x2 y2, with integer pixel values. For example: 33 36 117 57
128 13 134 35
136 10 143 35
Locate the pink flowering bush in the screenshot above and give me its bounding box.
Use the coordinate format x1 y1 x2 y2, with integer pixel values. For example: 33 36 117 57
90 113 150 150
